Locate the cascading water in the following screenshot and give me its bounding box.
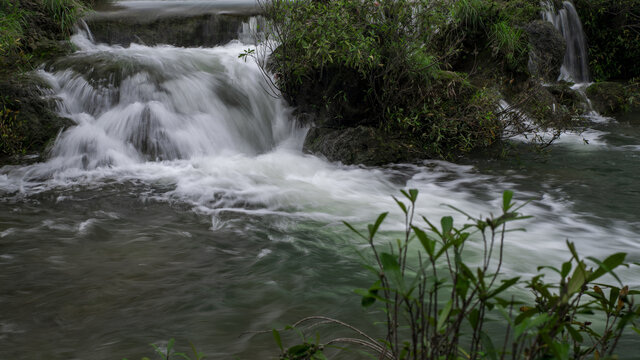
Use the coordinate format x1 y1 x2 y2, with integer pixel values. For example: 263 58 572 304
1 1 639 359
27 22 295 177
542 0 590 82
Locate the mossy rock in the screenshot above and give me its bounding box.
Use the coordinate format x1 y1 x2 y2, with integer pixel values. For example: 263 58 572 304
84 13 249 47
506 80 572 127
586 82 628 115
0 75 74 162
546 82 588 114
303 126 429 166
524 20 566 82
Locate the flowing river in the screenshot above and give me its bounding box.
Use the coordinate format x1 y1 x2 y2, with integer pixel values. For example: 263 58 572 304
1 1 639 358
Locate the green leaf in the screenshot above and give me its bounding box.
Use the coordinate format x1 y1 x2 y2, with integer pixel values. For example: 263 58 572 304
393 196 408 214
342 221 367 241
502 190 513 211
361 295 376 307
565 323 584 343
514 313 550 339
561 261 572 278
408 189 418 202
488 277 520 298
468 308 480 329
367 212 388 240
514 306 539 325
435 240 454 260
189 341 205 360
413 226 435 257
441 216 453 235
151 343 168 360
566 241 580 262
480 331 498 360
400 189 418 203
587 252 627 283
380 252 404 292
436 300 453 333
565 261 589 300
273 329 284 352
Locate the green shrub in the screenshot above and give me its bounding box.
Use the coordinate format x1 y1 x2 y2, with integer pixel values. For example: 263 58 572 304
271 190 639 359
489 20 528 70
574 0 640 81
262 0 530 159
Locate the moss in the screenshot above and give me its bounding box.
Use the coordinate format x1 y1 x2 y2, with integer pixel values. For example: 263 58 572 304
586 82 629 115
0 0 89 161
546 82 587 115
0 74 74 161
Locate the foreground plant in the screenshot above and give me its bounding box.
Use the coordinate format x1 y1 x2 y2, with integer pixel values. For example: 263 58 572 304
123 338 205 360
271 190 639 359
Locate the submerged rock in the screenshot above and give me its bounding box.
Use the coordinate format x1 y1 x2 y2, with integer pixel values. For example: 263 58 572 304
525 20 566 82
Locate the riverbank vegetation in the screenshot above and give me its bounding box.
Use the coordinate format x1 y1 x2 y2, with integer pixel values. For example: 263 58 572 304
574 0 640 81
270 190 639 359
0 0 89 159
260 0 577 162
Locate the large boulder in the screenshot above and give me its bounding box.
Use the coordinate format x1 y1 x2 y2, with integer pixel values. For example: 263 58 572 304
505 79 573 128
525 20 566 82
546 82 589 115
586 82 629 115
303 126 428 166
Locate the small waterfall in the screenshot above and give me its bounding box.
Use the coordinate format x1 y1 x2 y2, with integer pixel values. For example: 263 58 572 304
29 27 296 174
238 16 266 45
542 1 590 83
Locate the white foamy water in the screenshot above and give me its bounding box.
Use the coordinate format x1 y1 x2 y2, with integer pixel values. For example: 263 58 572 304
1 29 638 273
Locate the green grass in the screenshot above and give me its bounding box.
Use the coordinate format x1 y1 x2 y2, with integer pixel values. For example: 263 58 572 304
0 0 29 58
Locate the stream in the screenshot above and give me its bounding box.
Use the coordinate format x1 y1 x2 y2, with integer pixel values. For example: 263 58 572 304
0 1 639 358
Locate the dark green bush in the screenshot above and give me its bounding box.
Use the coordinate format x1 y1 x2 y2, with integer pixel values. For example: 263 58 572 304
575 0 640 81
261 0 549 159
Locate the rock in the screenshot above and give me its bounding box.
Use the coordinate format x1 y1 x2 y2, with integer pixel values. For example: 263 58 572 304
0 75 73 162
586 82 629 115
525 20 566 82
506 80 572 127
84 13 251 47
546 82 588 114
303 126 428 166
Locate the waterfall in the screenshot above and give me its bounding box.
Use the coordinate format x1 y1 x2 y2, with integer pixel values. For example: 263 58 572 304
542 1 590 83
29 23 296 175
